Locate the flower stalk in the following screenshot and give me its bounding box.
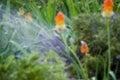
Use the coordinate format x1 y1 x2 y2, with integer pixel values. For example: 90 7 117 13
106 19 111 79
102 0 114 79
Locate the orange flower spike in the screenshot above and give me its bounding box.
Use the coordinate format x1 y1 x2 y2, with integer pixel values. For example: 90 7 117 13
25 12 33 22
55 11 65 31
102 0 114 18
55 11 65 26
80 41 89 55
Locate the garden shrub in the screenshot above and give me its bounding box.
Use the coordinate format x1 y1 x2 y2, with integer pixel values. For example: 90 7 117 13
72 13 120 79
0 52 67 80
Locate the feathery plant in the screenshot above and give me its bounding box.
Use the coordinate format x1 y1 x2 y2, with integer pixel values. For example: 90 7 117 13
0 1 68 80
0 52 67 80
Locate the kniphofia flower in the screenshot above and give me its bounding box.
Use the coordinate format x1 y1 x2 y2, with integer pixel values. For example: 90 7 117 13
55 11 65 32
80 41 89 55
24 12 32 22
18 7 25 15
102 0 114 18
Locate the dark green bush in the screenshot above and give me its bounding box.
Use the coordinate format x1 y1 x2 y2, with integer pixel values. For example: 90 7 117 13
73 13 120 56
72 13 120 79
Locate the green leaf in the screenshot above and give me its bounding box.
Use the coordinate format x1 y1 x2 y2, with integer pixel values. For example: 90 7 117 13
109 71 117 80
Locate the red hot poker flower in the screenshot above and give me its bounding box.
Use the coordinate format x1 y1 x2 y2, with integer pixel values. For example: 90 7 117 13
25 12 32 22
80 41 89 55
55 11 65 32
18 7 25 15
102 0 114 18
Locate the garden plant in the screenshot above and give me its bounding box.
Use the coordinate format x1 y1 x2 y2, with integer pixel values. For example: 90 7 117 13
0 0 120 80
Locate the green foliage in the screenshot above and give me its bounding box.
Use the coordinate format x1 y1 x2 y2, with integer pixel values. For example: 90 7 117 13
0 0 120 80
83 55 105 79
73 14 120 56
72 14 120 79
60 32 89 80
0 52 67 80
0 0 120 25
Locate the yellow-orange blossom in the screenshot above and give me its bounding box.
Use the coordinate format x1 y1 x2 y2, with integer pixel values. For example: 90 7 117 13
102 0 114 18
80 41 89 55
55 11 65 31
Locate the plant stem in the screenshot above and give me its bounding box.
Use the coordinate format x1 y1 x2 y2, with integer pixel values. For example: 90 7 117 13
60 33 88 80
106 19 111 79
